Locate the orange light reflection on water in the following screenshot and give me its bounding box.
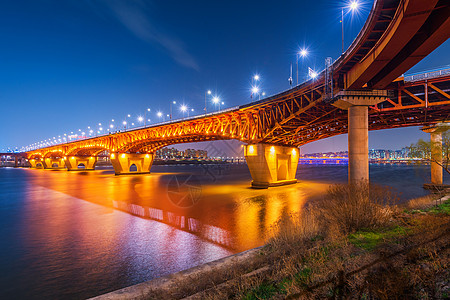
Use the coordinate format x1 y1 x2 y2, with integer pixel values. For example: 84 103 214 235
24 168 329 252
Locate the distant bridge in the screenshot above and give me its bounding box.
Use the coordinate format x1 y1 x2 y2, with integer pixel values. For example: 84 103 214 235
18 0 450 187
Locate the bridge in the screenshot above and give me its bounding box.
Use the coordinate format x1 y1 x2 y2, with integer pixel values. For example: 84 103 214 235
17 0 450 188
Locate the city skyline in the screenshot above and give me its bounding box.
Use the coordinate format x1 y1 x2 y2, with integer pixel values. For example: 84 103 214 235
1 1 449 152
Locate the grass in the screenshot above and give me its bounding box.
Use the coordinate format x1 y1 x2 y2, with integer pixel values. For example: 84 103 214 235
428 198 450 214
348 226 408 251
136 182 450 299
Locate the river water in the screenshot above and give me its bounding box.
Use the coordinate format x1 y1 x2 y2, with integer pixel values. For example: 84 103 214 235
0 163 445 299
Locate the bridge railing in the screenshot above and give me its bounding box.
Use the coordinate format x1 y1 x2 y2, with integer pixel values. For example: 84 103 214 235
404 66 450 82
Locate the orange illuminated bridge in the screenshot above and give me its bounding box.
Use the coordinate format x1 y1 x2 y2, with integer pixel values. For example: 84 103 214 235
24 0 450 188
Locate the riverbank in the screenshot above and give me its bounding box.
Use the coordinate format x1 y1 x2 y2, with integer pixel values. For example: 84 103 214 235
91 183 450 299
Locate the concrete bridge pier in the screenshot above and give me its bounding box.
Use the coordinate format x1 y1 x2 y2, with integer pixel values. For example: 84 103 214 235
244 143 299 189
65 156 98 171
42 158 66 169
332 90 388 183
29 159 44 169
110 153 154 175
422 126 445 186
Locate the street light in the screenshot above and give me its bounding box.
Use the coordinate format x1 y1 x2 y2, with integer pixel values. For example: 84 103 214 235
138 116 144 126
157 111 163 122
144 108 150 126
123 121 127 129
341 1 359 53
251 86 260 100
297 48 308 84
205 90 211 114
170 100 176 120
180 105 187 118
212 96 220 111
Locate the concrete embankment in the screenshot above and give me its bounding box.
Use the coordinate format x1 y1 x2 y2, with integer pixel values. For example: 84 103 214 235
89 246 265 300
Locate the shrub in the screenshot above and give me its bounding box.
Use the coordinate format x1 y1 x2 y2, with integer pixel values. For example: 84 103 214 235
315 181 397 235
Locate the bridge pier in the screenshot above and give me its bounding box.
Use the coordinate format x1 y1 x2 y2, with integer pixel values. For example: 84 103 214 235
42 158 66 169
422 126 446 186
333 90 388 183
110 153 154 175
29 159 44 169
65 156 98 171
244 143 299 189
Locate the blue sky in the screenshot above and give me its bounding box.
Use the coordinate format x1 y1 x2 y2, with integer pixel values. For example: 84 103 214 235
0 0 449 154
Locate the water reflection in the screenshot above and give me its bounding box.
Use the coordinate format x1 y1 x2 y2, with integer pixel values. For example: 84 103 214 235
22 166 324 251
0 164 437 299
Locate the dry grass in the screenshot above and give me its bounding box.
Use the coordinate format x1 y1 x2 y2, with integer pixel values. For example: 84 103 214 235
139 182 450 299
314 181 398 236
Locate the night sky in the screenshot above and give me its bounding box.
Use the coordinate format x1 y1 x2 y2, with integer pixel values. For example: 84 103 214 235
1 0 449 154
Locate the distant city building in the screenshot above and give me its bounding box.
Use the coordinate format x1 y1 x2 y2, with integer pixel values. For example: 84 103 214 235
302 147 411 160
155 147 207 159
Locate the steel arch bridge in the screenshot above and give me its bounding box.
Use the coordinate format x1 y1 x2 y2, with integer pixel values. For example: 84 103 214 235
22 0 450 187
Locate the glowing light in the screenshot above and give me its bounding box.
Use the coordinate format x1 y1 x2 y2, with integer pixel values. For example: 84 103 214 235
249 145 254 154
138 116 143 122
292 149 297 156
110 154 115 159
310 70 318 78
207 90 212 95
212 96 220 104
270 146 275 154
300 49 308 57
70 157 75 160
180 105 187 112
251 86 259 94
157 112 162 117
350 1 358 10
254 74 260 81
121 154 125 158
145 154 149 158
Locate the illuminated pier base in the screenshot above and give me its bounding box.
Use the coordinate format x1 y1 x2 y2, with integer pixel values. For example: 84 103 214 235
244 143 299 189
110 153 154 175
422 127 444 185
65 156 98 171
29 159 44 169
42 158 66 169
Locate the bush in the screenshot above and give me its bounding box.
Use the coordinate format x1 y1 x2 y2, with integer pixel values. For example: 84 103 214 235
315 181 397 235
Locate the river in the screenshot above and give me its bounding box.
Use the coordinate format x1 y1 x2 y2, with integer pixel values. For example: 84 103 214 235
0 163 445 299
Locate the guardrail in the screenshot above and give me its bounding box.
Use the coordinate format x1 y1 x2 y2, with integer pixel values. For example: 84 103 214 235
404 67 450 82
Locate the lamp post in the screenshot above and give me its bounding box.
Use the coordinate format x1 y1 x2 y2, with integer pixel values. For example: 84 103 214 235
144 108 150 126
170 101 176 120
342 1 359 54
212 96 220 112
297 48 308 84
251 86 259 100
205 90 211 114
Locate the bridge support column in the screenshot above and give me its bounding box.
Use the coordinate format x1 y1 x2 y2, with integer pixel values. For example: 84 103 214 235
348 105 369 182
244 143 299 189
65 156 98 171
42 158 66 169
332 90 388 183
422 126 447 186
110 153 154 175
29 159 44 169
